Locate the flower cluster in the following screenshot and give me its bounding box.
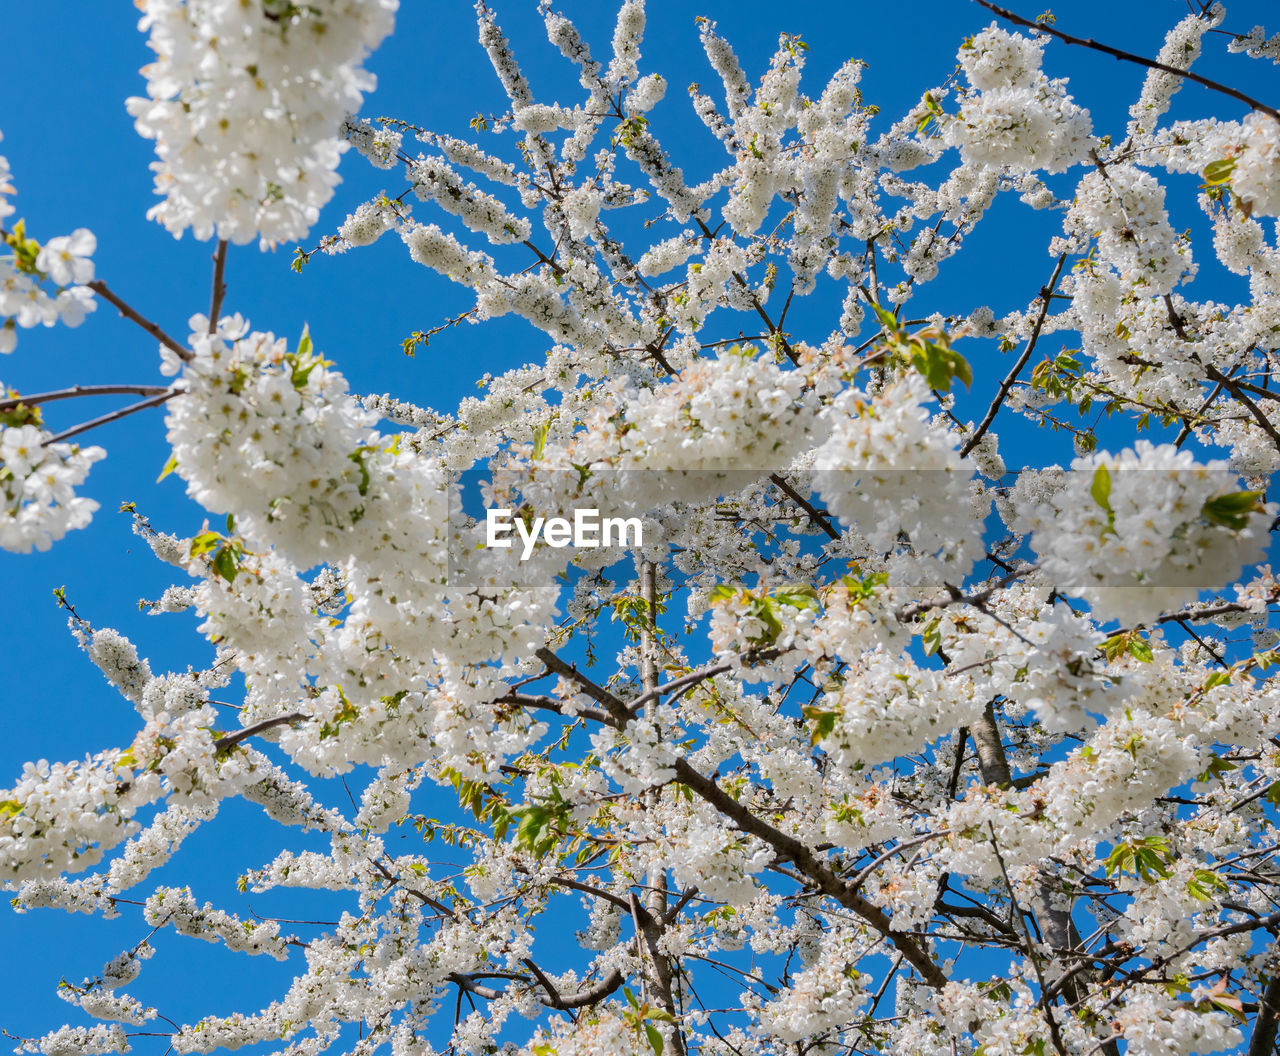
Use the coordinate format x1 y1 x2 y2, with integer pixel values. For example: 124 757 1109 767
7 6 1280 1056
1011 442 1273 624
0 419 105 553
814 373 986 590
946 24 1093 173
127 0 397 247
0 131 97 353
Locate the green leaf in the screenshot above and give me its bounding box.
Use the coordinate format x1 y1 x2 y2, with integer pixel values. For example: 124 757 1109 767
1106 836 1171 882
1127 637 1153 663
1187 867 1225 901
1203 670 1232 691
771 585 820 611
210 546 239 584
348 447 375 497
532 420 550 461
156 454 179 483
910 340 972 393
644 1024 664 1056
1202 157 1237 187
920 618 942 657
1090 464 1112 513
189 530 222 559
1100 633 1127 662
802 705 839 747
1202 490 1263 531
871 302 899 332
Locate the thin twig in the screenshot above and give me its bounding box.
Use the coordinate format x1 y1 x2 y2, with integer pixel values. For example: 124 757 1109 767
1204 363 1280 451
975 1 1280 122
0 384 172 413
629 661 733 712
41 389 182 446
770 473 840 540
987 822 1071 1056
960 253 1067 457
87 280 190 361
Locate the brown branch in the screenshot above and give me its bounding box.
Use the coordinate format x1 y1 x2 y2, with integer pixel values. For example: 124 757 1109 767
986 822 1071 1056
522 239 565 277
208 241 229 334
497 691 613 727
976 1 1280 122
671 757 948 988
1153 592 1279 625
369 858 459 919
769 473 840 540
628 661 733 712
692 216 797 364
446 972 522 1002
548 875 637 915
1248 966 1280 1056
41 389 182 446
524 960 625 1011
0 384 172 413
960 253 1068 457
534 647 631 717
1176 370 1233 448
1204 363 1280 451
87 281 190 361
534 646 946 987
897 566 1035 623
845 831 950 894
214 712 308 753
520 958 564 1007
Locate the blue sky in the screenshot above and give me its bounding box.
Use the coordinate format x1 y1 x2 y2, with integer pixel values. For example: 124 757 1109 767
2 0 1279 1050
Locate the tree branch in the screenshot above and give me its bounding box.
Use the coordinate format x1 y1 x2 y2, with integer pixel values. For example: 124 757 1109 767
671 757 948 988
208 240 229 334
0 384 172 413
87 280 191 361
41 389 183 446
1204 363 1280 452
769 473 840 541
214 712 308 753
960 253 1067 457
535 646 946 987
975 1 1280 123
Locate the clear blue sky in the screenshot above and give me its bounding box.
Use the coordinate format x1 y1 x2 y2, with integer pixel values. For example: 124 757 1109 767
2 0 1278 1050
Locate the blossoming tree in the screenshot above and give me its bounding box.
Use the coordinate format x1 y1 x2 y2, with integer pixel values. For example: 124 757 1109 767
4 1 1280 1054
